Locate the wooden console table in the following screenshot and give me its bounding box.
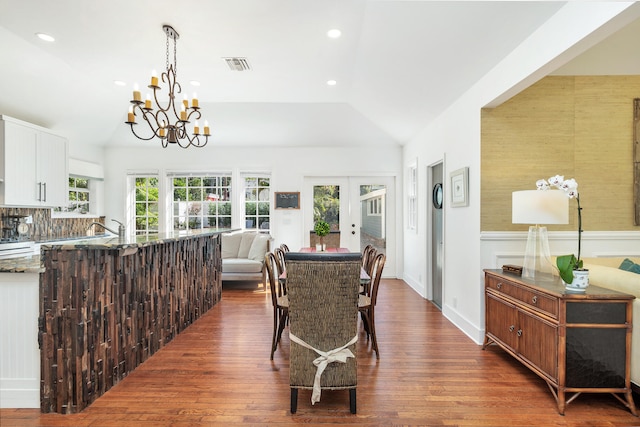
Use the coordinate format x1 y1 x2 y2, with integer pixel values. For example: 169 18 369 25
483 269 637 416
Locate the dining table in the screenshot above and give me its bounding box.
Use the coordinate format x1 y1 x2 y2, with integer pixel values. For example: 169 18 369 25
279 248 371 284
299 247 351 253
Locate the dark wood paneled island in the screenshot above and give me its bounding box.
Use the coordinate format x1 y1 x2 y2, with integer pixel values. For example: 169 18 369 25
38 229 228 413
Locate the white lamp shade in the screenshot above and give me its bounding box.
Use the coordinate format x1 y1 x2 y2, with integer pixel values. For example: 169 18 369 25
512 190 568 225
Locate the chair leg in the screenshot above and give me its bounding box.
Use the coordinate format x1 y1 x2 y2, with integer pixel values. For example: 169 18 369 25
360 310 370 336
276 310 288 344
271 310 278 360
349 388 356 414
291 388 298 414
370 309 379 359
359 309 371 340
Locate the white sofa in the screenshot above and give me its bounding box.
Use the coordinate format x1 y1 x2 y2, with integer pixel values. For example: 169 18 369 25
580 257 640 390
221 231 271 285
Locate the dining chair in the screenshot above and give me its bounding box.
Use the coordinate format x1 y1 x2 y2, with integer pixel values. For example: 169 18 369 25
366 246 379 274
274 247 287 275
280 243 290 252
358 252 386 359
284 252 361 414
361 244 373 271
265 252 288 360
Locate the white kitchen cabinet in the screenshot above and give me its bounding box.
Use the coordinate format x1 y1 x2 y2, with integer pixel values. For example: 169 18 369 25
0 115 68 207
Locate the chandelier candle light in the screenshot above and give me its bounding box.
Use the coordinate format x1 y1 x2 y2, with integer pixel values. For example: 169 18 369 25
125 25 210 148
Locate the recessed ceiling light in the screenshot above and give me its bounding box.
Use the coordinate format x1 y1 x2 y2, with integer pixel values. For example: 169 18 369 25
36 33 55 42
190 80 201 87
327 80 337 86
113 80 126 86
327 29 341 39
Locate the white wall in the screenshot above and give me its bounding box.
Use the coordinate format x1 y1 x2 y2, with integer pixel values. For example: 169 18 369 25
402 2 640 344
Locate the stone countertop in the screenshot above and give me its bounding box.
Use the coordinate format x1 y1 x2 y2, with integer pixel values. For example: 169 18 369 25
41 228 234 250
0 255 42 273
0 228 234 273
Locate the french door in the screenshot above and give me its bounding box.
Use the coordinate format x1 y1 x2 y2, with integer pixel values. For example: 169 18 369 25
303 176 396 277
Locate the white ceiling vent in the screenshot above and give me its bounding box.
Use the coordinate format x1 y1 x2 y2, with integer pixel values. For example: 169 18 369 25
223 57 251 71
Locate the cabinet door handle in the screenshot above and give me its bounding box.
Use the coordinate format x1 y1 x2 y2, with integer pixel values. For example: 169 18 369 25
517 329 522 337
531 296 537 304
43 182 47 202
37 182 42 201
496 282 502 290
509 325 515 332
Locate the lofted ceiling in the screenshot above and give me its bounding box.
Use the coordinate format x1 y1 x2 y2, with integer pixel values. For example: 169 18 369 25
0 1 637 149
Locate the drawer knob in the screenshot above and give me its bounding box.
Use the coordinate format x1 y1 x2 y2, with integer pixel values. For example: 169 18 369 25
532 296 537 304
517 329 523 337
509 325 515 332
497 282 502 289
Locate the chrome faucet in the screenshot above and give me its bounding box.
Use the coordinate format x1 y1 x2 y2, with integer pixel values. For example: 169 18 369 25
88 219 126 239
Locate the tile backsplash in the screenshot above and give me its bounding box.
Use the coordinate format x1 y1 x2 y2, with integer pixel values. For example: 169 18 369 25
0 207 104 241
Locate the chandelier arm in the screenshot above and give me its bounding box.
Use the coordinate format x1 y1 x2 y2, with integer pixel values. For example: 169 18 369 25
128 122 159 142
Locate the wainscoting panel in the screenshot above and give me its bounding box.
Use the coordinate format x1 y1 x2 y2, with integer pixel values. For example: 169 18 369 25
480 231 640 271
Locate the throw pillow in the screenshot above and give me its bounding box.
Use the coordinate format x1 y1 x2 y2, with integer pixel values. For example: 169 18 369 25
619 258 640 274
248 234 270 262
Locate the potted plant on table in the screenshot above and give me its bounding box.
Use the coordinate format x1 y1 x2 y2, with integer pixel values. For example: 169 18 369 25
314 220 330 252
536 175 588 291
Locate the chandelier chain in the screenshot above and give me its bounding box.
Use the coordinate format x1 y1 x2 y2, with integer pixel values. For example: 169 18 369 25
166 32 170 73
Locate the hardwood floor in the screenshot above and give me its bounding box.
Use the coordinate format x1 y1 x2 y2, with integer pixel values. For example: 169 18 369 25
1 279 638 426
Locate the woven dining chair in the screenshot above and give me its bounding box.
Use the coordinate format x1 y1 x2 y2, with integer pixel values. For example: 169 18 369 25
265 252 288 360
284 252 361 414
280 243 290 252
358 253 386 359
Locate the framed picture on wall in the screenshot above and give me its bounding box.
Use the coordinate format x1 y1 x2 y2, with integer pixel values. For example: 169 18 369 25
450 167 469 207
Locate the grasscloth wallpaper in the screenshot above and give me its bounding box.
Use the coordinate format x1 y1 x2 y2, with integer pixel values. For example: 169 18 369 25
481 75 640 232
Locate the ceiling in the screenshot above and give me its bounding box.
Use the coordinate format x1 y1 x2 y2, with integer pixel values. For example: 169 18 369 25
0 1 637 149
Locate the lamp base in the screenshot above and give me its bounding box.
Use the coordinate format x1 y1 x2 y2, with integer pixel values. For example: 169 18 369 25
521 225 555 281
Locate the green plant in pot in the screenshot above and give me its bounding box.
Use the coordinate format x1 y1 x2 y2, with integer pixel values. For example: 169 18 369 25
536 175 588 290
314 220 330 251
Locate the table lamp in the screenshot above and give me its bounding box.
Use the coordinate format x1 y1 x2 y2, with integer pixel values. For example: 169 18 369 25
512 190 568 281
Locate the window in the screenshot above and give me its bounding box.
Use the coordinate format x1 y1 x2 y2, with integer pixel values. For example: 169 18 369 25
171 174 231 230
313 185 340 230
133 176 159 235
243 175 270 231
368 197 382 216
407 163 417 232
54 176 91 214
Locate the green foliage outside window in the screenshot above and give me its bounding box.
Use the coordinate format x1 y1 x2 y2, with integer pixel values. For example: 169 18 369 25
313 185 339 230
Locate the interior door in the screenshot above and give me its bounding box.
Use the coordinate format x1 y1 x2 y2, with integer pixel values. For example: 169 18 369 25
430 163 443 308
303 176 396 277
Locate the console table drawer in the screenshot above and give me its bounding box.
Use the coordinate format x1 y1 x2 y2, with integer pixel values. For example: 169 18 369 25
486 275 558 318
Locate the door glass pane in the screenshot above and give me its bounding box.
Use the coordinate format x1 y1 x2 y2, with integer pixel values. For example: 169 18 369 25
360 184 386 255
313 185 340 231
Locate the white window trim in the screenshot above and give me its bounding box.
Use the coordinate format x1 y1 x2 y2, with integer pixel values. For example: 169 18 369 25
407 161 418 233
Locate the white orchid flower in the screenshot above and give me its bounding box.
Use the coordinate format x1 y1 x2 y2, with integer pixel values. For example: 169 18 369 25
536 179 550 190
548 175 564 186
566 189 579 198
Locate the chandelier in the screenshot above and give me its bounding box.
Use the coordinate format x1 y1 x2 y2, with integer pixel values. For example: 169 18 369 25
125 25 209 148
